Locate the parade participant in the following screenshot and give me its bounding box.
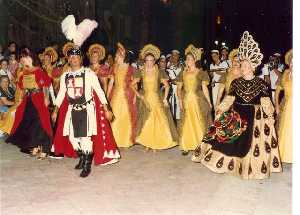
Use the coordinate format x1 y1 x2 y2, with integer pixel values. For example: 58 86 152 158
39 47 59 101
166 49 183 122
176 44 212 155
216 49 242 107
52 46 120 177
6 48 53 159
275 49 292 163
88 43 111 94
131 44 178 151
209 50 229 109
192 31 282 179
52 14 120 177
107 42 137 148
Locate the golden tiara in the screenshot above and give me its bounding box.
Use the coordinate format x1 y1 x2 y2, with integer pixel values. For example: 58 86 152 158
39 47 58 63
140 44 161 60
87 43 105 60
184 44 203 62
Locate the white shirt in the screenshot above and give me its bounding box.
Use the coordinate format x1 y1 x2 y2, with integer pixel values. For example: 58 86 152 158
166 64 182 80
210 61 229 82
55 67 108 107
261 64 284 89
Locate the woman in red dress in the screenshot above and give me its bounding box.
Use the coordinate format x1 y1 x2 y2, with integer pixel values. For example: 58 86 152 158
6 48 53 159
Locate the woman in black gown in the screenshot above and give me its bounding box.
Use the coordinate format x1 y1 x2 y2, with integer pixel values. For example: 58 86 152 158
192 31 282 179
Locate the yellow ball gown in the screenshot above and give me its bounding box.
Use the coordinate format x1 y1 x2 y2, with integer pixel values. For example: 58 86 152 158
178 69 212 151
110 64 136 148
277 70 292 163
135 66 178 149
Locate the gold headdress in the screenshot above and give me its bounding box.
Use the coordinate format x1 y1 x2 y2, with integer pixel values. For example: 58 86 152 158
184 44 203 62
87 43 105 60
140 44 161 60
62 42 75 57
238 31 263 68
228 48 239 62
39 47 58 63
285 49 292 65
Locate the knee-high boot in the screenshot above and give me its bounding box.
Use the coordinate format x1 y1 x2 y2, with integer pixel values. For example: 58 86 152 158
80 153 93 178
75 150 84 170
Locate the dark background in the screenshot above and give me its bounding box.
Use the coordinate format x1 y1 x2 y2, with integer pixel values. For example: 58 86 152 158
0 0 292 62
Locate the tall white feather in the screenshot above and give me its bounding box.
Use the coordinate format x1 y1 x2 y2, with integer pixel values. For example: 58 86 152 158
61 15 77 41
61 15 98 47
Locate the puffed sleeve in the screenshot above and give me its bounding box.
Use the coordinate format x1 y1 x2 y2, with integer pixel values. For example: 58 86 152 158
199 69 210 86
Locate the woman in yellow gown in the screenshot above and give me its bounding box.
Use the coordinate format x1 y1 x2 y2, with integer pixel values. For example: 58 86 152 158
275 49 292 163
131 44 178 151
216 49 241 107
176 44 212 155
107 43 137 148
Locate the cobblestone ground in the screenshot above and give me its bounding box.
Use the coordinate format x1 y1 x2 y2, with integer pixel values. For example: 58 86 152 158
0 142 292 215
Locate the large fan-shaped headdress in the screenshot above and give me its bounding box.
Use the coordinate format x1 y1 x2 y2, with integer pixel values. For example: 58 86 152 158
238 31 263 68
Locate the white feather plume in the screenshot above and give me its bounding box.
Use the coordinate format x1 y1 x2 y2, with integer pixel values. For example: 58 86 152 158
61 15 98 47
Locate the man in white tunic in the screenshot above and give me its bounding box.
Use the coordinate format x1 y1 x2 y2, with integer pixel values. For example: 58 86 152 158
52 47 119 177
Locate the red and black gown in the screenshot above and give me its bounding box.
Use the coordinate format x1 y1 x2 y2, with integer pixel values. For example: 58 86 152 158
6 67 53 154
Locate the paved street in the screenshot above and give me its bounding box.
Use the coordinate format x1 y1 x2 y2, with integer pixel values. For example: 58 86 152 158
0 142 292 215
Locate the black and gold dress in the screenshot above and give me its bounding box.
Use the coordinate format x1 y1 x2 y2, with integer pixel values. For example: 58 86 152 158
192 77 282 179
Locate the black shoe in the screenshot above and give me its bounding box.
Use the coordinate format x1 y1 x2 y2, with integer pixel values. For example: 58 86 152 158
80 153 93 178
75 150 84 170
182 151 189 156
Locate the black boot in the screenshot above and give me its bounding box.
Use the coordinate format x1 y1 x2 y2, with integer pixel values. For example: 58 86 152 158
75 150 84 170
80 153 93 178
